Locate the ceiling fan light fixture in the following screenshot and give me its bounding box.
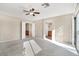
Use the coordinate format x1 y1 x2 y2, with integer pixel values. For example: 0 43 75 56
23 8 40 16
30 12 33 15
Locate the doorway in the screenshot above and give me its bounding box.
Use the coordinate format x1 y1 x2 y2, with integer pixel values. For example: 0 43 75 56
25 23 32 37
74 10 79 54
22 22 35 39
44 21 55 41
47 23 53 40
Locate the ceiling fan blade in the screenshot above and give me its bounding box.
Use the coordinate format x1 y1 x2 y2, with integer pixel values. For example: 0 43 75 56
26 13 30 15
30 8 35 12
33 14 35 16
23 10 29 12
31 8 35 11
34 12 40 14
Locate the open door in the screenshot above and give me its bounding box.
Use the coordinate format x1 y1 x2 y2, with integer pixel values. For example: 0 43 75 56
74 10 79 54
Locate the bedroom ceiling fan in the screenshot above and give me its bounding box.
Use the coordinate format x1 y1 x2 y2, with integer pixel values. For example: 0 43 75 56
23 8 40 16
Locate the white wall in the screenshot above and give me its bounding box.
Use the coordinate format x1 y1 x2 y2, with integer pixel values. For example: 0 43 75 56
0 14 20 42
32 24 35 37
43 23 48 37
22 22 25 39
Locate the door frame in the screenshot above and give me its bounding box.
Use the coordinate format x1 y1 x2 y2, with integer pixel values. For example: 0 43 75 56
74 8 79 54
22 21 35 39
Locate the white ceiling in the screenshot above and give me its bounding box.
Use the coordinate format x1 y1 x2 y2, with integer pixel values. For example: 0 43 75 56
0 3 76 21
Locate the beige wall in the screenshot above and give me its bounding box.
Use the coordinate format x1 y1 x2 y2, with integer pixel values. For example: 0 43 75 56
43 14 72 43
44 14 72 43
0 14 21 42
35 20 43 38
35 13 72 44
53 14 72 43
